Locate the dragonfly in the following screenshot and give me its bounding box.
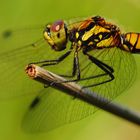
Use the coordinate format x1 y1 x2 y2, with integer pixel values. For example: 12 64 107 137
0 16 140 132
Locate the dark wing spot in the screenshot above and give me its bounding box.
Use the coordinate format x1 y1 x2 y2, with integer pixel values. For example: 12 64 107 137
2 30 12 39
29 97 40 109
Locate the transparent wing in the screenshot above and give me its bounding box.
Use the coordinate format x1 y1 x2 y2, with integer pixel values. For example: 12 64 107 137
22 88 96 133
0 27 98 132
78 47 136 98
0 27 50 99
22 46 136 132
1 21 136 132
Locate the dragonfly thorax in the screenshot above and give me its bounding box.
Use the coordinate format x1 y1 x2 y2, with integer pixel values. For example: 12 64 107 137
69 18 122 51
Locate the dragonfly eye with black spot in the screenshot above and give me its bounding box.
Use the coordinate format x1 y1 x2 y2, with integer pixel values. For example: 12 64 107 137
46 27 51 36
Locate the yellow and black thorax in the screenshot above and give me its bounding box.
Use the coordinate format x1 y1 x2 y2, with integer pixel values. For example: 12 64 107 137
68 16 122 51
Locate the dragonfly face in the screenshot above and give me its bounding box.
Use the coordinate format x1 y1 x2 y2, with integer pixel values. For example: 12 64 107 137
43 20 68 51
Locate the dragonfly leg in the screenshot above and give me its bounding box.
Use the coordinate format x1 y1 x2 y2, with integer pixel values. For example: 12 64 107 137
50 50 81 84
59 50 81 80
59 51 78 78
54 50 114 89
29 50 72 66
74 51 81 80
81 52 114 88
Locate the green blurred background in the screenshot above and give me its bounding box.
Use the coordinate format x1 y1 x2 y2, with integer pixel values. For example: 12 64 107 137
0 0 140 140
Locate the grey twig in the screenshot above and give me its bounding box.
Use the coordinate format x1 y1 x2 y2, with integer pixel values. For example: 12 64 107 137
25 64 140 126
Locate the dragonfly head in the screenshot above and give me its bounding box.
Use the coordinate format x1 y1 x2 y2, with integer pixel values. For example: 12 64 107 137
43 20 68 51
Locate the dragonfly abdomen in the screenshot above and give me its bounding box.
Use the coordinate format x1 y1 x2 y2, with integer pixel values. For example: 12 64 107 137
122 33 140 53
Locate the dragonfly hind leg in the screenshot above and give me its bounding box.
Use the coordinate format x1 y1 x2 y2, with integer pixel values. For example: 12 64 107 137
53 51 114 89
81 52 114 88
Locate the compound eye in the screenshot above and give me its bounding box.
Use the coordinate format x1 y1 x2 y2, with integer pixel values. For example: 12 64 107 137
46 27 51 36
50 20 64 32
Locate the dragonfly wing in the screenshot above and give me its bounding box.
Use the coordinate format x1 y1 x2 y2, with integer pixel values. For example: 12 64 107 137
0 28 96 132
0 27 52 99
78 47 136 99
22 88 96 132
22 46 136 133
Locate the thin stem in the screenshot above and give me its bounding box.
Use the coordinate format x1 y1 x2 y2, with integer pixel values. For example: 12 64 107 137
25 64 140 126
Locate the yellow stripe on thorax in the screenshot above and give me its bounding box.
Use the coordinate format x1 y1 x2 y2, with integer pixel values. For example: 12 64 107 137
82 25 109 41
97 36 114 47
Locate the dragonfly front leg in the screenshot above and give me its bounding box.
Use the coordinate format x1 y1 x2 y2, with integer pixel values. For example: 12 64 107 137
30 50 72 66
58 50 81 80
73 51 81 80
59 50 79 78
